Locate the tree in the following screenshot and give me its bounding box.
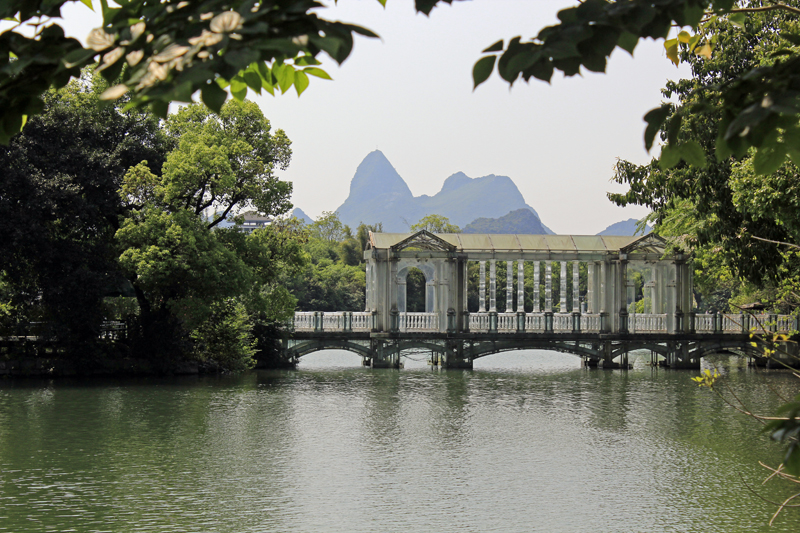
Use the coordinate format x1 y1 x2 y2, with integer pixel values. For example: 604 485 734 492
608 6 800 310
309 211 350 243
0 74 169 347
116 99 304 369
411 214 460 233
0 0 456 143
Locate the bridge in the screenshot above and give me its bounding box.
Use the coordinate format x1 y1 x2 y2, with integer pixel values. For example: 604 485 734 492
285 231 797 369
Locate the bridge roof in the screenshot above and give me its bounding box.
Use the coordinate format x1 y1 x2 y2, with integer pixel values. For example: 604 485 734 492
369 232 653 253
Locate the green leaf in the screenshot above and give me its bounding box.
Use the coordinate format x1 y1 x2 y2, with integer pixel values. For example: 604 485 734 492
784 128 800 166
659 144 681 169
665 38 679 66
276 64 294 94
644 105 670 151
680 140 707 168
243 70 263 94
782 33 800 46
295 56 321 66
79 0 94 10
677 31 691 44
667 112 682 145
223 49 260 70
753 142 788 175
472 55 496 88
294 70 309 96
728 12 746 28
303 67 332 80
683 4 705 28
715 134 733 161
201 82 227 113
617 31 638 56
483 40 504 53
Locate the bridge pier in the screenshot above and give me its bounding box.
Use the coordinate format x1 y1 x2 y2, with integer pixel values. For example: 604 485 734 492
440 340 473 369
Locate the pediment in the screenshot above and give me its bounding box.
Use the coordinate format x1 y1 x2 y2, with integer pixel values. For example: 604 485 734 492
391 230 457 252
620 233 668 255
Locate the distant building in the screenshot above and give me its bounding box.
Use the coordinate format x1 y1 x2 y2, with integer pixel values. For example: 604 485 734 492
239 214 272 233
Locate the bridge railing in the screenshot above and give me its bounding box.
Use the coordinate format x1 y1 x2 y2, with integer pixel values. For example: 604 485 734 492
469 313 490 332
293 311 376 332
553 314 571 331
294 312 315 331
351 312 374 331
694 313 797 334
525 313 545 332
399 312 439 332
580 314 602 332
630 314 668 333
498 313 516 332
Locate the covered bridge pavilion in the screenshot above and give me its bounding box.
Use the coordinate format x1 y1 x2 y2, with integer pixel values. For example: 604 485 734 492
364 230 692 335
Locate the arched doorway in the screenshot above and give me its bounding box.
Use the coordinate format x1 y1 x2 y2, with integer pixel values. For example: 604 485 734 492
406 267 426 312
396 262 436 313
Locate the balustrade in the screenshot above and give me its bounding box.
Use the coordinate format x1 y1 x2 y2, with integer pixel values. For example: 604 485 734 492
525 313 545 331
351 312 374 331
497 313 517 332
399 312 439 332
580 314 601 332
294 312 315 331
469 312 491 332
322 313 344 331
553 314 572 332
629 314 667 333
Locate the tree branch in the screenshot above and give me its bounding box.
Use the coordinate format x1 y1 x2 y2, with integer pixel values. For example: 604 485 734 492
751 235 800 251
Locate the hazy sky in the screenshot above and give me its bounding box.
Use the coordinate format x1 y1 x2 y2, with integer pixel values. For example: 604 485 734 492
58 0 691 234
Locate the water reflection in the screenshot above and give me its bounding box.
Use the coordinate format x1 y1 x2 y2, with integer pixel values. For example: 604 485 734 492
0 350 798 532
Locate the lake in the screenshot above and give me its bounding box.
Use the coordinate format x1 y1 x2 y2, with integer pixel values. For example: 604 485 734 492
1 350 798 532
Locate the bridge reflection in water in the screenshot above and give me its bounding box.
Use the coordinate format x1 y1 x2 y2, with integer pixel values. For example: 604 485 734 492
286 231 797 369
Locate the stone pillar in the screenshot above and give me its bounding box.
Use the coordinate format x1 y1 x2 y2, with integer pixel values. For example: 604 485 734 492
617 255 629 333
517 260 524 313
479 260 486 313
587 262 595 313
506 261 513 312
365 262 371 311
397 278 407 313
572 260 580 313
599 260 611 332
545 261 553 312
463 260 469 314
560 261 567 313
489 260 497 312
533 261 540 312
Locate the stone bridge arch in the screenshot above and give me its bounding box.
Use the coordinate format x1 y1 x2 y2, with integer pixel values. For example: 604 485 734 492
286 339 375 360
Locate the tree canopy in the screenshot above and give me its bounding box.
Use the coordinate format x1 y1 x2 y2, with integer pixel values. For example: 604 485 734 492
411 214 460 233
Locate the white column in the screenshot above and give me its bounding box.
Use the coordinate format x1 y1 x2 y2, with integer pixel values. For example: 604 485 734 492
545 261 553 312
587 262 595 313
516 260 524 313
479 260 486 312
533 261 540 312
573 261 580 312
560 261 567 313
506 261 513 312
600 261 608 314
489 260 497 312
463 261 469 314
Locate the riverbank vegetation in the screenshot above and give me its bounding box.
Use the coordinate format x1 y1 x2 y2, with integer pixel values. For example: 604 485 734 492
0 75 306 372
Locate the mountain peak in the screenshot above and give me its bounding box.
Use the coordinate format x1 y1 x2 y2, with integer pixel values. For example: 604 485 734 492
597 218 652 236
348 150 412 198
440 172 471 193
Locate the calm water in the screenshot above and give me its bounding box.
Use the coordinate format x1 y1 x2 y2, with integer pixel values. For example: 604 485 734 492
1 350 799 532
